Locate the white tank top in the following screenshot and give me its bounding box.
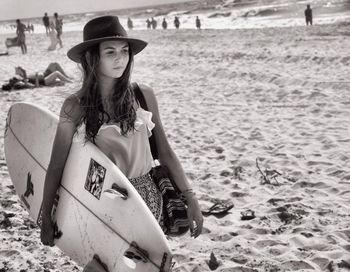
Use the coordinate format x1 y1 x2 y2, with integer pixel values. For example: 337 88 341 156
74 107 155 179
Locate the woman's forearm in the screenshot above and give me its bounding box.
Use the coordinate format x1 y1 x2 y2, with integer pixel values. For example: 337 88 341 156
41 96 78 223
41 163 65 220
158 149 192 193
41 130 73 220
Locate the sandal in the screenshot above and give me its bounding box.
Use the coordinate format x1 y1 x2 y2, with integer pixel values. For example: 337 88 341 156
202 202 234 218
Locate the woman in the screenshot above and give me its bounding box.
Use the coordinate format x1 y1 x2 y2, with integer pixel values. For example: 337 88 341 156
40 16 203 271
15 62 72 86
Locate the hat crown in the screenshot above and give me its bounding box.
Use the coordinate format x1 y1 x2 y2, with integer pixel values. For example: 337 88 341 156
83 16 127 41
67 15 147 63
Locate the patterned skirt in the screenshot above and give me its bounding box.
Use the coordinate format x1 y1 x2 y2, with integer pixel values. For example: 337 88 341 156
129 172 165 230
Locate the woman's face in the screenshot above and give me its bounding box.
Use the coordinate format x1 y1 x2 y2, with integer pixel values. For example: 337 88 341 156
98 40 130 79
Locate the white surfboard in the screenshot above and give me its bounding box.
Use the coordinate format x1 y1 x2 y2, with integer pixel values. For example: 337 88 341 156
4 102 172 272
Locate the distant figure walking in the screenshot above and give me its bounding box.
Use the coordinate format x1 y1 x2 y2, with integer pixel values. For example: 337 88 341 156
16 19 27 54
151 17 157 29
54 12 63 48
195 16 201 29
174 16 180 29
43 13 50 35
127 17 133 30
304 4 313 26
162 18 168 29
146 18 151 29
48 23 59 51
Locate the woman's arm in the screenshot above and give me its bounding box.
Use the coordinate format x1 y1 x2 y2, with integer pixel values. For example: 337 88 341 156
139 84 203 237
41 95 81 246
139 84 189 190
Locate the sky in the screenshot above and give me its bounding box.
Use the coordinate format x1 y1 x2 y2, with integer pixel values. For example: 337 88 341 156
0 0 192 21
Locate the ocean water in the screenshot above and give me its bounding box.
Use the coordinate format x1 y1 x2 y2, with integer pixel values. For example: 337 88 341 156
0 0 349 34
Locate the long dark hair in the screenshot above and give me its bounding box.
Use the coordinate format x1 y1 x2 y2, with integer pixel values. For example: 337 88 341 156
77 43 136 143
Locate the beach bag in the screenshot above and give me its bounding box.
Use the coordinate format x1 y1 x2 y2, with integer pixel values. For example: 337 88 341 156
150 165 190 236
133 83 190 236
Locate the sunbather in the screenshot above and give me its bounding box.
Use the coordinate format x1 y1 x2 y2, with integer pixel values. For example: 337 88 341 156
15 62 72 86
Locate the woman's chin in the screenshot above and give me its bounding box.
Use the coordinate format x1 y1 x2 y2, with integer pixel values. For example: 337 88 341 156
111 73 123 79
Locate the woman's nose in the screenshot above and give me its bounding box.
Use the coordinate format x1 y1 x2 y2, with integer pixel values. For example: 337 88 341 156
114 52 125 61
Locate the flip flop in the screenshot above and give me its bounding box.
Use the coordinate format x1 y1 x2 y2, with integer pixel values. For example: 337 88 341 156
202 202 234 218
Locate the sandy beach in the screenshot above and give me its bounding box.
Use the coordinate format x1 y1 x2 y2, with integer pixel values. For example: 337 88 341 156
0 22 350 271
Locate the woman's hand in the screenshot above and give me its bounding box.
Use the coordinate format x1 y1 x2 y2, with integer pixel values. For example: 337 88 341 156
185 193 203 238
40 216 55 247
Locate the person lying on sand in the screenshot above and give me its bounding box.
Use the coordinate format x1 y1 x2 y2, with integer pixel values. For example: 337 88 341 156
15 62 72 87
1 76 35 91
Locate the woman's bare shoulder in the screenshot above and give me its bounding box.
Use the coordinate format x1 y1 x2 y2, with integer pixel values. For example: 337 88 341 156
137 83 158 107
60 93 83 125
138 83 154 95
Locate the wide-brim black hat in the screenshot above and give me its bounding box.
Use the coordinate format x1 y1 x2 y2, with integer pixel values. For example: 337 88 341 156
67 16 147 63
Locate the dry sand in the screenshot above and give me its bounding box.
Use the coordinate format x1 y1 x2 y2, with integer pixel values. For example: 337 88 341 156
0 23 350 271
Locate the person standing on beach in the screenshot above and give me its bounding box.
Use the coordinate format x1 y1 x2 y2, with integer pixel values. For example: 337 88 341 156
151 17 157 29
53 12 63 48
43 13 50 35
195 16 201 29
48 22 59 51
16 19 27 54
40 15 203 272
127 17 133 30
304 4 313 26
146 18 151 29
162 18 168 29
174 16 180 29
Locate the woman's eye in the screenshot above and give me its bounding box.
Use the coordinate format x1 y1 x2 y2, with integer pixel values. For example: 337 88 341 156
122 49 129 54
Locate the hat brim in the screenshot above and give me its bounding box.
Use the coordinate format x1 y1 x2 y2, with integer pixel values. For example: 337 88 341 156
67 36 147 63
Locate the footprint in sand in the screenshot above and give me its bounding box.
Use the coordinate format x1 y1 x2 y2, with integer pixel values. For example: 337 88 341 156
325 250 345 259
341 244 350 252
255 239 288 249
281 260 315 270
311 257 331 270
268 245 290 256
338 190 350 197
209 233 233 242
230 191 248 198
0 249 21 257
201 227 211 234
172 253 188 263
248 128 264 141
251 228 270 235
